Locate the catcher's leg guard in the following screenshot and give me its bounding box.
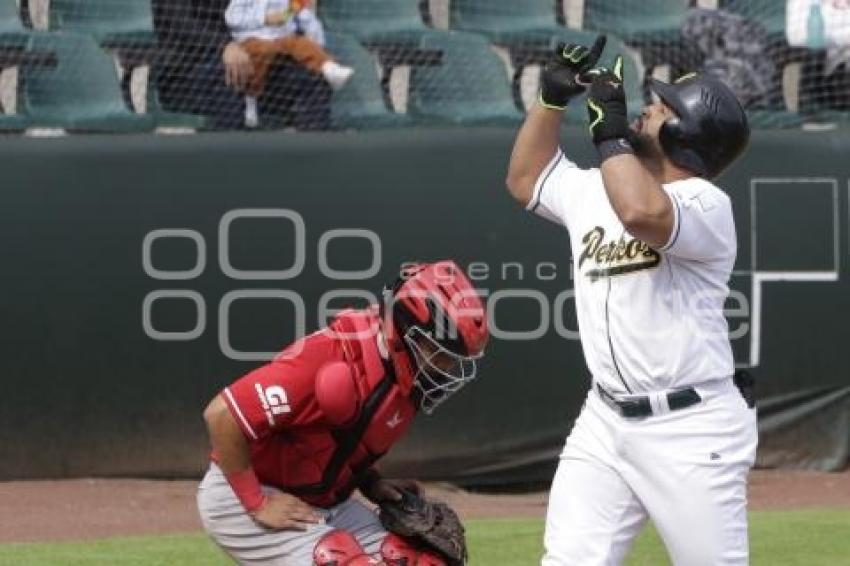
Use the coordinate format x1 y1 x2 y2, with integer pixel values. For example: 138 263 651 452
313 529 382 565
380 533 446 566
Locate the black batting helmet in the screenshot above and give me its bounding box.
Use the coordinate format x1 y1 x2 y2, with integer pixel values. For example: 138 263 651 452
649 73 750 179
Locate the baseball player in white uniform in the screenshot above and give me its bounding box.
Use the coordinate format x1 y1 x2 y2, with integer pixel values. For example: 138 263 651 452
506 36 758 565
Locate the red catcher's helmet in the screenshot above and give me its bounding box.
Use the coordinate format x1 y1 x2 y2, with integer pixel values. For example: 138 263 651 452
381 261 488 414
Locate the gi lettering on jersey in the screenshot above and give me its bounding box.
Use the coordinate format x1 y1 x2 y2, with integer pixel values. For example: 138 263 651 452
219 310 417 507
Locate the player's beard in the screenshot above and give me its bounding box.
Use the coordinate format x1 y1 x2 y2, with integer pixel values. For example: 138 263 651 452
627 130 665 175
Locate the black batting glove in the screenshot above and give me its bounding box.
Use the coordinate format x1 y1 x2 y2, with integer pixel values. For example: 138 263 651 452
586 55 630 145
539 35 607 111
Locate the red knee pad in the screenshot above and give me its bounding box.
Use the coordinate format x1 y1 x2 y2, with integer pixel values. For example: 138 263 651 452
314 529 382 566
380 533 446 566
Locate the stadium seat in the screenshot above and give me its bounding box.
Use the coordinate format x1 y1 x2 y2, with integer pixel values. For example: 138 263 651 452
325 32 411 129
808 110 850 126
18 32 154 132
318 0 435 45
582 0 689 45
745 110 803 129
450 0 565 44
0 2 50 130
145 81 209 130
50 0 158 105
448 1 645 111
407 32 523 126
719 0 786 38
719 1 804 71
582 0 698 81
0 0 29 49
452 0 602 49
0 113 28 132
48 0 156 48
719 0 812 128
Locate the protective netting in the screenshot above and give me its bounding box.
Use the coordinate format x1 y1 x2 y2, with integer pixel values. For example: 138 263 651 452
0 0 849 133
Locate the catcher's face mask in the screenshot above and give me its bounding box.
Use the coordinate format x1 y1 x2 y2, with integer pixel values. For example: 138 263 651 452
404 326 480 414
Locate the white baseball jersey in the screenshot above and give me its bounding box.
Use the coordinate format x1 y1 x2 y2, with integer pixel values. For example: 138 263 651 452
528 150 737 394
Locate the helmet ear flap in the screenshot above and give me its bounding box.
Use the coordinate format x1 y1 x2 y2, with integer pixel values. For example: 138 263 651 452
658 117 709 178
658 116 684 161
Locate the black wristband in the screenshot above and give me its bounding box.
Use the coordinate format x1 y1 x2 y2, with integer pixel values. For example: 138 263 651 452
596 138 634 163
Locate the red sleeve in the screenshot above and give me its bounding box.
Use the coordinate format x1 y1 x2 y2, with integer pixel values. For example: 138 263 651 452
221 332 335 441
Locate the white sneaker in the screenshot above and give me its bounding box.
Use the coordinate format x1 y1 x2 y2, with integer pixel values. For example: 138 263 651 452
244 96 259 128
321 61 354 90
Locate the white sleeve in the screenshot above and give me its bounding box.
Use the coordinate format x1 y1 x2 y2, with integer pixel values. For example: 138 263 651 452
225 0 268 32
297 9 326 46
525 150 588 231
659 180 736 262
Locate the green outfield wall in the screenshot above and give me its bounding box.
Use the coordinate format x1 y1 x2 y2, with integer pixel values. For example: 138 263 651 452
0 127 848 483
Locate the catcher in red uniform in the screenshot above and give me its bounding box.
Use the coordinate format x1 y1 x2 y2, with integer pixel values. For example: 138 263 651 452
198 260 488 565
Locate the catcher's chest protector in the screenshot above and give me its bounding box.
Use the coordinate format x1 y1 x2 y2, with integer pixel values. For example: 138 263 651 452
275 310 416 507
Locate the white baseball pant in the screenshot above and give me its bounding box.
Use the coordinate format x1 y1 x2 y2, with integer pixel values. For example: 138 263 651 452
542 378 758 565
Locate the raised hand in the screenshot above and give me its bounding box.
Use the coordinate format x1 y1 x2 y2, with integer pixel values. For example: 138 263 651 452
586 55 629 145
540 35 607 111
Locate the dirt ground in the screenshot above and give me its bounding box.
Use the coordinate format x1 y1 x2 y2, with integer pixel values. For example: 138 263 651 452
1 470 848 543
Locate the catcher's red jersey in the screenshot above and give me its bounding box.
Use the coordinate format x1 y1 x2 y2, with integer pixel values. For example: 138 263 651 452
217 309 417 507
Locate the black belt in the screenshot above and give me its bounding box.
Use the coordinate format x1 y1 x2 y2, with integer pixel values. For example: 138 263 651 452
596 383 702 418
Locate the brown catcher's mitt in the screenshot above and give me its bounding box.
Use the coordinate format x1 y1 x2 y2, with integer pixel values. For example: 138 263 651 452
378 490 467 566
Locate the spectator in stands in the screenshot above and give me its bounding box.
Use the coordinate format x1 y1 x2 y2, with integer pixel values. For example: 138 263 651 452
682 8 777 111
225 0 353 127
152 0 333 130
